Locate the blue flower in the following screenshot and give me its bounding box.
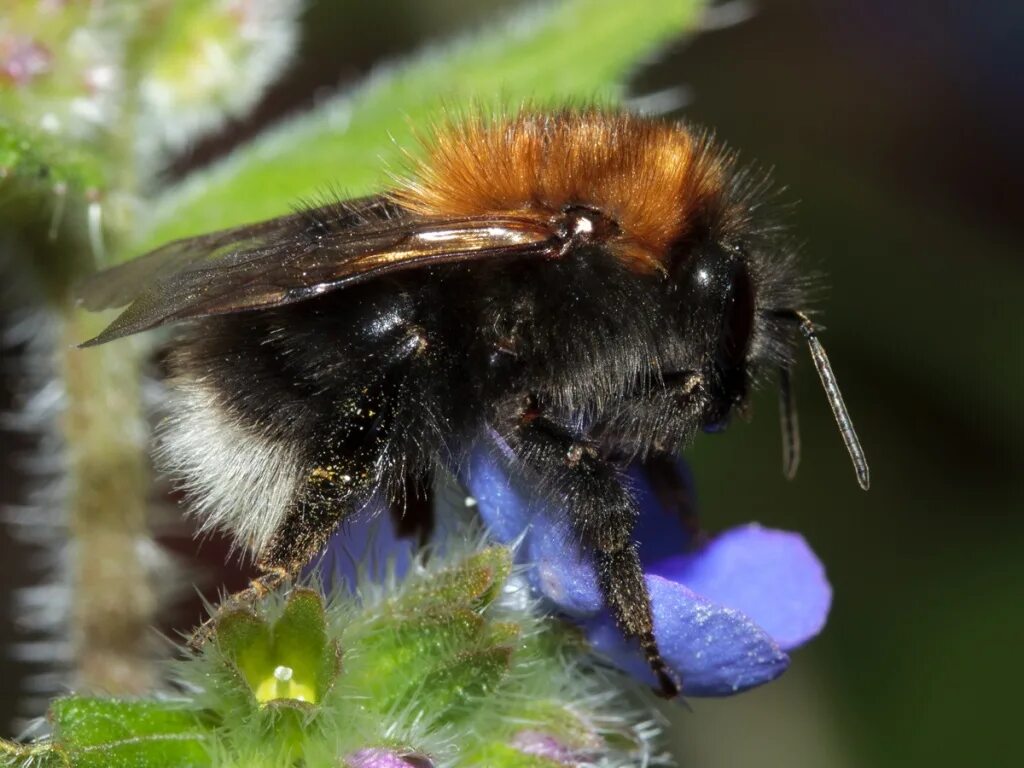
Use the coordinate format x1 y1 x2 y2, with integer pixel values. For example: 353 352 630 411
321 443 831 698
462 444 832 697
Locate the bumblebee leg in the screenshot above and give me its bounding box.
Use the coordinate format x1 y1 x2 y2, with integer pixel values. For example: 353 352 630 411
585 370 705 543
258 466 377 575
259 318 439 576
188 443 391 649
506 414 680 698
189 377 403 649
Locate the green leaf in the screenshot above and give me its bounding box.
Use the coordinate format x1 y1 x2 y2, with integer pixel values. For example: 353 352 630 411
49 698 209 768
139 0 701 253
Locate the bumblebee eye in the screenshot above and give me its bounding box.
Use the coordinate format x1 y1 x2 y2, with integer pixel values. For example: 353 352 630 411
676 245 756 431
719 256 755 371
679 246 755 371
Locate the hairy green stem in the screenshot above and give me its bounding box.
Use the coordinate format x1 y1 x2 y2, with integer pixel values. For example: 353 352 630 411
60 309 154 693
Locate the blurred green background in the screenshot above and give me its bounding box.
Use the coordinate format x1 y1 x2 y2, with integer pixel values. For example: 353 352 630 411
656 2 1024 767
2 1 1021 766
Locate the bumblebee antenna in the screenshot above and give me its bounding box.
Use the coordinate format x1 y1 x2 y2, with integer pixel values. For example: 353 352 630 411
777 310 870 490
778 365 800 480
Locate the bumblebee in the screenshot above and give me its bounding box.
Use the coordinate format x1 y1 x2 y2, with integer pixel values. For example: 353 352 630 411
81 109 868 697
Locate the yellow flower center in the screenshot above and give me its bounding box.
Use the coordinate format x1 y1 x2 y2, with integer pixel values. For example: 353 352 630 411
254 665 318 705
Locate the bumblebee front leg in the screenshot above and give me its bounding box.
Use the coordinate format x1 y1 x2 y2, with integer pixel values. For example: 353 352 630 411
505 413 680 697
591 371 706 542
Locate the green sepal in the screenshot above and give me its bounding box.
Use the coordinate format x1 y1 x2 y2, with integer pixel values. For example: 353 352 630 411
216 609 273 685
399 546 512 613
404 645 516 726
270 588 340 705
346 607 486 705
216 588 341 708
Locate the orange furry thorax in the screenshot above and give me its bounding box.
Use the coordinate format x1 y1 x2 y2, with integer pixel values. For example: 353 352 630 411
390 109 733 271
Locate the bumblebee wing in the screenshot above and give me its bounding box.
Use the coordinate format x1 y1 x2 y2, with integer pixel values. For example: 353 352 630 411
78 197 411 314
76 209 320 314
78 199 554 346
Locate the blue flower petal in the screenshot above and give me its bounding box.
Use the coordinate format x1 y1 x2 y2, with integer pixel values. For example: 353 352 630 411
467 449 697 615
626 460 696 565
318 496 414 592
465 443 603 615
586 575 790 696
647 524 831 650
464 442 531 542
523 514 603 616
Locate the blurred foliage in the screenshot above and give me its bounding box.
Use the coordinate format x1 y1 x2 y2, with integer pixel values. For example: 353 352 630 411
137 0 698 250
635 2 1024 766
0 0 305 279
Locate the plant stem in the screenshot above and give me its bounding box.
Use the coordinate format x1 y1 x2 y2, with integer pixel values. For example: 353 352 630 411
59 307 155 694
